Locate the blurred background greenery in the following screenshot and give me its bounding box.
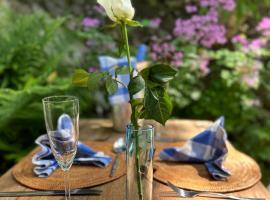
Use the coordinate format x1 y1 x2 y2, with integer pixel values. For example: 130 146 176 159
1 0 270 185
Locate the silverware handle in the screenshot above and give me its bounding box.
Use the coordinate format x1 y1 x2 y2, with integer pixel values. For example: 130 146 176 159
110 152 120 177
0 189 101 197
199 192 265 200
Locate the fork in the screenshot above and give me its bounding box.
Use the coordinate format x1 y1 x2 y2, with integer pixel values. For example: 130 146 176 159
167 181 265 200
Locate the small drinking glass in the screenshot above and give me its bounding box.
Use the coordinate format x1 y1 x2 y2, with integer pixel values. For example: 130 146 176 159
42 96 79 200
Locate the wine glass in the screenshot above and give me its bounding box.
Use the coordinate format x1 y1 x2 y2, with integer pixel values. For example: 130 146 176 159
42 96 79 200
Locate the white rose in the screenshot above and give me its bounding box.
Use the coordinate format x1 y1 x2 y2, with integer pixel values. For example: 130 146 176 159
97 0 135 22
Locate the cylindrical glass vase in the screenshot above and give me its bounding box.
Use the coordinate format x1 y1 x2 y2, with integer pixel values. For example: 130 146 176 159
125 124 154 200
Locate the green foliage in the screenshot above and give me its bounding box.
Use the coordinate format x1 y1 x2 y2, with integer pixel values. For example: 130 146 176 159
128 75 145 95
0 3 93 173
235 0 270 20
105 76 118 95
88 72 107 91
116 66 130 75
146 64 178 84
139 64 177 125
73 68 120 95
0 80 70 162
76 26 117 69
0 7 70 90
143 87 172 125
73 62 177 125
72 69 89 87
126 19 144 27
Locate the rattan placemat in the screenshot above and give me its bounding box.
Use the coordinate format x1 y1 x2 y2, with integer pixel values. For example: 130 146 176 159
154 142 261 192
12 141 125 190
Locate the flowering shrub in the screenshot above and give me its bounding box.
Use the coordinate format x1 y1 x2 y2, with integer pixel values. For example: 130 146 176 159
137 0 270 183
76 5 117 72
173 0 235 48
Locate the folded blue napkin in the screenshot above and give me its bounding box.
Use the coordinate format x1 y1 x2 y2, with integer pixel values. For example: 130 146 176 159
159 117 231 180
32 115 112 177
99 56 137 105
98 44 147 105
32 135 112 177
136 44 147 62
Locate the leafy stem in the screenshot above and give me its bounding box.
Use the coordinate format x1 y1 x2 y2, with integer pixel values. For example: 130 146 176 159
122 21 133 75
122 21 143 200
72 18 177 200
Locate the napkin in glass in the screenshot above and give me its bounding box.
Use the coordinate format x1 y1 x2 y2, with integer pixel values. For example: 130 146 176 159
159 117 231 180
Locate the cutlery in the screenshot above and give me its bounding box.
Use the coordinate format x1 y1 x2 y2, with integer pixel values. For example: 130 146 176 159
167 181 265 200
110 137 125 177
0 188 101 197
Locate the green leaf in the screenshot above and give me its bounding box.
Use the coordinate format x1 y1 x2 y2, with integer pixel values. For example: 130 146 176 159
118 25 126 56
105 76 118 95
130 98 143 107
72 69 89 87
148 64 177 84
125 19 143 27
88 72 106 91
103 23 118 29
143 87 172 125
116 66 130 75
130 99 144 120
117 39 125 56
128 75 145 95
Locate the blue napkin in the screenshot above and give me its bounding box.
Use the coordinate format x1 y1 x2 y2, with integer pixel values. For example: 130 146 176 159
159 117 231 180
32 115 112 177
98 44 147 105
99 56 137 105
136 44 147 62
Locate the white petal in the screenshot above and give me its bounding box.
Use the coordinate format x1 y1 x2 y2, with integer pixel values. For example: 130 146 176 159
112 0 135 20
97 0 117 22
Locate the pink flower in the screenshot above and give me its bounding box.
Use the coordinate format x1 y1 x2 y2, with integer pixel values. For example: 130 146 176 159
242 74 259 88
199 58 210 76
88 67 98 72
81 17 101 28
150 42 183 66
232 35 248 46
94 5 105 14
249 38 266 49
150 52 158 61
262 30 270 36
172 52 183 66
149 18 162 28
174 8 227 48
85 40 96 47
241 61 261 88
256 17 270 31
185 5 198 13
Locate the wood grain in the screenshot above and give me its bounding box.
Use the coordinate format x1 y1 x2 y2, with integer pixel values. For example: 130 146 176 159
12 142 125 191
0 119 269 200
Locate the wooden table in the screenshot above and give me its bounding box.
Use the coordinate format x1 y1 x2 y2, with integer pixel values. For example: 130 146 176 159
0 119 269 200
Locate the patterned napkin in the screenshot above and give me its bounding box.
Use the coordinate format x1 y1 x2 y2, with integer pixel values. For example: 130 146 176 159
98 44 147 105
99 56 137 104
32 115 112 177
159 117 231 180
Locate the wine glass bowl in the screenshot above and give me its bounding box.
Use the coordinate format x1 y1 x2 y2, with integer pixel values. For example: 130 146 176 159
42 96 79 200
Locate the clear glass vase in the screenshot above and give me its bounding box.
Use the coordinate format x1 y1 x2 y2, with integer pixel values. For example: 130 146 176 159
125 124 154 200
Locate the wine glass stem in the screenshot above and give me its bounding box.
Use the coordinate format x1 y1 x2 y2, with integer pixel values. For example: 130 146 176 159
64 170 71 200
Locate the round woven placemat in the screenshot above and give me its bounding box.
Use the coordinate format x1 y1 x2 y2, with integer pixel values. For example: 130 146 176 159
154 142 261 192
12 141 125 190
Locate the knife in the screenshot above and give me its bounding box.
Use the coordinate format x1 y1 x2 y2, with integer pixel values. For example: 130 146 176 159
0 188 102 197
